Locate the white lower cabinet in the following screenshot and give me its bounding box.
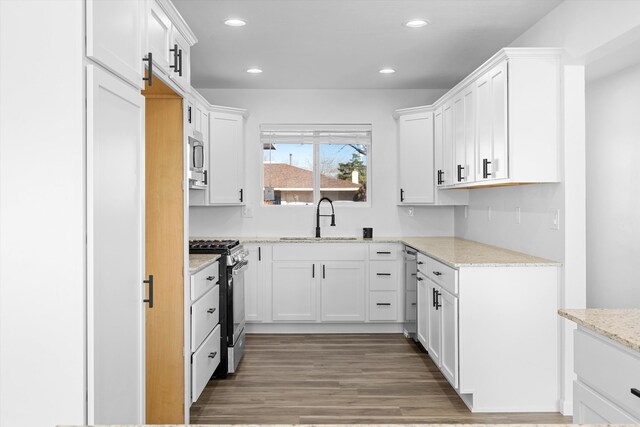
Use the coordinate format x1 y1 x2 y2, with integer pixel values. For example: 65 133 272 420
426 279 442 367
244 244 265 322
573 328 640 423
191 324 220 403
439 288 459 389
416 273 428 348
369 291 398 321
321 262 365 322
272 261 317 321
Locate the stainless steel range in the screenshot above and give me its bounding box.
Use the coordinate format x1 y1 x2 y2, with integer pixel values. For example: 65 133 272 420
189 239 248 376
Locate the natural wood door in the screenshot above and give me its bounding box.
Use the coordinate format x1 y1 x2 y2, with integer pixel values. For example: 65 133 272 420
87 64 145 424
143 78 184 423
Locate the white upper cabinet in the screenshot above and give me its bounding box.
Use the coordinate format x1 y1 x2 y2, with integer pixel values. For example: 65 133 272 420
396 109 435 205
147 0 172 75
208 107 247 205
86 0 144 89
169 26 191 92
476 60 508 182
452 85 476 185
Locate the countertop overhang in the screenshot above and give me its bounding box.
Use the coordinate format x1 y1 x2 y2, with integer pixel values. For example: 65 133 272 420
559 308 640 353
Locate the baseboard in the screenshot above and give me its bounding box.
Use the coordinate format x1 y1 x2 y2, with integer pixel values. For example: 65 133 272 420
245 322 404 334
561 399 573 416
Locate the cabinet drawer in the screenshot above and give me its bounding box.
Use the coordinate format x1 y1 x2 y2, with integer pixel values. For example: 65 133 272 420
369 291 398 321
191 261 219 301
416 252 428 274
369 261 398 291
191 285 219 352
192 324 220 403
574 380 639 423
369 244 399 260
426 257 457 295
575 329 640 419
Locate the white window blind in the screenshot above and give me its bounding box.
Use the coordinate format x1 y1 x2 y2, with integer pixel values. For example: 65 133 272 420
260 124 372 145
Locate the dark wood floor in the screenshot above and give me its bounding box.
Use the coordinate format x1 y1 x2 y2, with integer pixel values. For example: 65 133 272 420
190 333 571 424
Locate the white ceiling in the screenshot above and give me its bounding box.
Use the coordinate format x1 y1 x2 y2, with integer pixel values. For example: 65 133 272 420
173 0 563 90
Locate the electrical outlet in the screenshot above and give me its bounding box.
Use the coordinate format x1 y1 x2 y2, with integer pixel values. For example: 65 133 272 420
516 207 521 224
550 208 560 230
487 206 492 221
408 207 414 217
242 205 253 218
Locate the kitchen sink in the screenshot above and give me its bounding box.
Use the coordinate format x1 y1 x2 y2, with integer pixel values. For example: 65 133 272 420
279 237 358 241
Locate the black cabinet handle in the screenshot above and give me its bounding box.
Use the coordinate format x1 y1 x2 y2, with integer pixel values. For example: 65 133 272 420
177 49 183 76
188 106 192 123
312 264 315 278
239 188 244 202
142 52 153 86
258 247 261 261
632 388 640 398
376 303 391 306
206 276 215 281
432 287 436 307
435 291 442 310
377 251 391 255
400 188 404 202
417 277 423 281
411 302 417 306
432 271 442 276
483 158 492 179
417 261 424 265
437 170 444 185
208 352 217 359
203 170 208 185
207 308 216 314
143 274 154 308
323 264 326 279
457 164 465 182
376 273 391 276
170 44 179 73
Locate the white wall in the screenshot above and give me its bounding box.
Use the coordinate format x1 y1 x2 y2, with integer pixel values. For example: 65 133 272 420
191 89 453 238
0 1 85 426
586 62 640 308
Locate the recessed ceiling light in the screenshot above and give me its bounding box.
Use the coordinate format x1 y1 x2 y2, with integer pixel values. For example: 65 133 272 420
379 68 396 74
225 19 246 27
246 68 263 74
404 19 429 28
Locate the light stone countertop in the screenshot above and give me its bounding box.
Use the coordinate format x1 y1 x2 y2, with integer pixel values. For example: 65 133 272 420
559 308 640 353
193 236 560 268
189 253 220 274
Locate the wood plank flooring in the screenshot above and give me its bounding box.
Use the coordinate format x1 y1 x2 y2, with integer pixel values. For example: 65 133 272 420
190 334 571 424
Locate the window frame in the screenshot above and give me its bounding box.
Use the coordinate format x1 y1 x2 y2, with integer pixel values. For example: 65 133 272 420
261 138 371 208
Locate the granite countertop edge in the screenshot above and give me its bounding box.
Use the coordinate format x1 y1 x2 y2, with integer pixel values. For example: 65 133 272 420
191 236 561 268
189 254 221 274
558 308 640 353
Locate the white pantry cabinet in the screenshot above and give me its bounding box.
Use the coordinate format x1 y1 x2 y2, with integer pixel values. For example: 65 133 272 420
396 109 435 204
321 262 366 322
207 107 247 205
86 0 145 89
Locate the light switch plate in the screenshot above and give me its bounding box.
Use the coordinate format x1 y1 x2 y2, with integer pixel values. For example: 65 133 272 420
550 208 560 230
408 207 414 217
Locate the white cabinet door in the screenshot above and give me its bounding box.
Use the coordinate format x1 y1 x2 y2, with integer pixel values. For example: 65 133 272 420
427 281 441 366
272 262 316 321
442 101 455 186
86 65 145 424
208 111 244 205
321 262 365 322
416 274 428 348
574 381 639 424
244 245 264 322
452 85 475 184
476 60 508 181
398 111 435 204
440 289 459 389
86 0 144 89
434 107 445 187
169 27 191 92
147 0 172 76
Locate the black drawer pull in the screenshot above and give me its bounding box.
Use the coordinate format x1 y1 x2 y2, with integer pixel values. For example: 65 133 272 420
376 303 391 306
632 388 640 399
411 302 417 306
377 251 391 255
417 277 423 281
207 308 216 314
376 273 391 276
417 261 424 265
208 352 217 359
206 276 215 281
432 271 442 276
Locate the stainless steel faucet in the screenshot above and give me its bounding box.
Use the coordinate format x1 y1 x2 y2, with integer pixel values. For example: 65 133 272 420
315 197 336 238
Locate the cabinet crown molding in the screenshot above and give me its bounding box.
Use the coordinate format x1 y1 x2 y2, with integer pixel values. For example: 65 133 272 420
209 104 250 118
156 0 198 45
393 105 434 119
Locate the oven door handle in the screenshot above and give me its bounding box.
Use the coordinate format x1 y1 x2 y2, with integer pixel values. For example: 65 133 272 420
232 260 249 275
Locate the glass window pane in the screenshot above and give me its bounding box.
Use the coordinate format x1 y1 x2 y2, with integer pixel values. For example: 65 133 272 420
319 144 367 203
263 143 314 205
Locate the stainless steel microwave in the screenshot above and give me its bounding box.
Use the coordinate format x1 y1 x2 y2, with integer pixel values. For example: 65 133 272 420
188 130 207 189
